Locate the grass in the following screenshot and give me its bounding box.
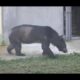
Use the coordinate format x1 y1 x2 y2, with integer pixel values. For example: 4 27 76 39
0 53 80 73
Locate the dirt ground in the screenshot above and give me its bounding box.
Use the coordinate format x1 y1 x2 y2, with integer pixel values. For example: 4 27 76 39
0 39 80 60
0 45 42 60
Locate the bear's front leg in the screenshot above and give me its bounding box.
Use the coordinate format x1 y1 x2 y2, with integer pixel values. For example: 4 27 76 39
41 41 54 58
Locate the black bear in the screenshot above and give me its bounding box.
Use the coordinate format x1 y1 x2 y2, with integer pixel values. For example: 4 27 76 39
7 24 67 57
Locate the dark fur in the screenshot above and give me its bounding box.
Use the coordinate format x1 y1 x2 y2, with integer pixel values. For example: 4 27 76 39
7 24 67 57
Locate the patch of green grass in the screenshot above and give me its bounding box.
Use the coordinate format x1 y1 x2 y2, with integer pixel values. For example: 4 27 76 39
0 54 80 73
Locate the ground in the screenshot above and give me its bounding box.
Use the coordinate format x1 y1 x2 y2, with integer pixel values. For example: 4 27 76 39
0 40 80 73
0 39 80 60
0 53 80 73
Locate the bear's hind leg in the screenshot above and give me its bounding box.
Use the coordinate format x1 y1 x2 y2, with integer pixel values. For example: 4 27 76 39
7 44 14 55
14 43 25 56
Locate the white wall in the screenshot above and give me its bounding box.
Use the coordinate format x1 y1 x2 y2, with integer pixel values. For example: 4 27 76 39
16 7 64 35
0 7 2 35
3 7 64 44
3 7 17 43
